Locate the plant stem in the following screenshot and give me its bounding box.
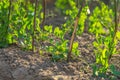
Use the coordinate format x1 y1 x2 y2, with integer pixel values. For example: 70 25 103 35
3 0 11 45
41 0 46 26
109 0 118 60
76 0 79 8
32 0 37 52
6 0 11 41
67 1 85 62
114 0 118 39
8 0 11 26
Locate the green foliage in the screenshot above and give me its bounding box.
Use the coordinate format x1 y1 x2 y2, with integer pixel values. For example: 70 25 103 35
55 0 76 14
44 26 68 61
89 2 113 34
47 40 69 61
93 35 116 76
89 2 119 78
48 0 82 61
0 0 42 49
64 1 89 36
72 42 80 56
110 65 120 77
77 6 89 35
55 0 68 10
10 0 34 49
54 27 64 39
0 0 11 47
1 1 120 79
44 25 53 33
43 24 80 61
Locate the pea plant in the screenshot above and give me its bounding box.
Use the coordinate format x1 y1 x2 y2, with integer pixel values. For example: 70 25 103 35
43 0 88 61
64 0 89 62
0 0 42 51
0 0 11 47
11 0 34 50
44 25 80 61
0 0 87 61
89 1 120 78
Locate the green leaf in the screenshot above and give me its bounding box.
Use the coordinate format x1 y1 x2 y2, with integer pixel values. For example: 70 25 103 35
110 65 120 76
44 25 52 33
116 32 120 40
54 27 63 38
93 41 98 47
102 48 107 58
72 42 79 49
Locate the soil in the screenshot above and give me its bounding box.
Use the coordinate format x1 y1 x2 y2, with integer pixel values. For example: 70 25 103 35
0 1 120 80
0 32 120 80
